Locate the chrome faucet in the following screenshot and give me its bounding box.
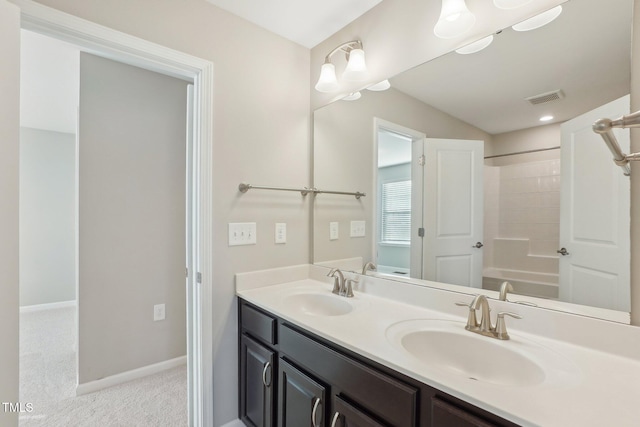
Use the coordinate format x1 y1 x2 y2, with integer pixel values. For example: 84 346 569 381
361 262 377 275
456 294 522 340
327 268 355 298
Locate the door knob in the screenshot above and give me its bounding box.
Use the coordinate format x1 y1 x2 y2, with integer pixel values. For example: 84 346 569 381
472 242 484 249
557 247 570 256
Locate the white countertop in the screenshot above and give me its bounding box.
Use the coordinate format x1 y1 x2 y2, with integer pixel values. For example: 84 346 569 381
236 265 640 427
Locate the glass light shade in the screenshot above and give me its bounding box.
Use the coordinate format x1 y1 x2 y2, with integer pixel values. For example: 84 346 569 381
342 92 362 101
315 62 339 92
493 0 533 10
455 35 494 55
512 6 562 32
342 48 368 81
434 0 476 39
366 80 391 91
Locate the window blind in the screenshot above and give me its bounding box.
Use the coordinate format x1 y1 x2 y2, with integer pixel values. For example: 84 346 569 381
381 180 411 243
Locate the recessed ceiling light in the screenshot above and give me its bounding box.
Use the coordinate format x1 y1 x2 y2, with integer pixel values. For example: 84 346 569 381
539 115 554 122
455 35 494 55
512 5 562 32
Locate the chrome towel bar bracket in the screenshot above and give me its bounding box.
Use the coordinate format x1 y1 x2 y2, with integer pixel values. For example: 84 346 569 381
593 110 640 176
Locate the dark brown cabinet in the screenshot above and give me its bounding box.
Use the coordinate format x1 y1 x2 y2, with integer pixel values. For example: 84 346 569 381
238 299 520 427
278 359 326 427
240 335 275 427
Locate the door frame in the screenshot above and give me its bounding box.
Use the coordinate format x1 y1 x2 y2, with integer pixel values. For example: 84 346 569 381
15 1 214 425
373 118 426 278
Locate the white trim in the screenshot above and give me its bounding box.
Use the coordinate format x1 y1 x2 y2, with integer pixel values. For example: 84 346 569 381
14 2 214 426
220 420 245 427
19 300 76 313
75 356 187 396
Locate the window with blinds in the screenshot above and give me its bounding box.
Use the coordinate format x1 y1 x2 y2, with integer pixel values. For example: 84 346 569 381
381 180 411 243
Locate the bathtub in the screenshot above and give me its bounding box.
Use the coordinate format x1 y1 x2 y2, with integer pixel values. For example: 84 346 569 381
482 267 559 299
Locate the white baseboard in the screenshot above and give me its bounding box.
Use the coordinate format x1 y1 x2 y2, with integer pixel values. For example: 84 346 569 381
220 420 244 427
76 355 187 396
20 300 76 313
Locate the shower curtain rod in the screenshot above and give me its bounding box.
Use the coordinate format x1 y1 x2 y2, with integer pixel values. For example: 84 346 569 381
484 146 560 159
238 183 366 199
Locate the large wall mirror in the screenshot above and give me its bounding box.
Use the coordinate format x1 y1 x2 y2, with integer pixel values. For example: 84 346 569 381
313 0 633 321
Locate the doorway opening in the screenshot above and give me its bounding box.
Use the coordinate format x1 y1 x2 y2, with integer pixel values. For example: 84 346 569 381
18 3 214 425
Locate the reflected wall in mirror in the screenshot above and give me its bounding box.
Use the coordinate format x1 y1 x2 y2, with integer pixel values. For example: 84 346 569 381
313 0 632 318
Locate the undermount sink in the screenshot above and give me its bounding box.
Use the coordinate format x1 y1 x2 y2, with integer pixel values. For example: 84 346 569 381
284 293 353 316
386 319 580 387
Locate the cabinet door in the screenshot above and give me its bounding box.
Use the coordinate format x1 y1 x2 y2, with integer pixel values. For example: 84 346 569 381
240 335 275 427
331 395 386 427
279 359 326 427
432 397 497 427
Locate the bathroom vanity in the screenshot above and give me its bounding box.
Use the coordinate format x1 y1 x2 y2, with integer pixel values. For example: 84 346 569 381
236 265 640 427
239 298 518 427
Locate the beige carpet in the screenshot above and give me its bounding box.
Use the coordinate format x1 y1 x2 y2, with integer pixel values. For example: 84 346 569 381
19 306 188 426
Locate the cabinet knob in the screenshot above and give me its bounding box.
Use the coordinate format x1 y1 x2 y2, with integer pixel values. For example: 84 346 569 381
311 397 322 427
262 362 272 387
330 412 341 427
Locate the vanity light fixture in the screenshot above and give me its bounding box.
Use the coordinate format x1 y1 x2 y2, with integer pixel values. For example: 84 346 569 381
342 92 362 101
315 40 368 93
366 80 391 91
493 0 533 10
455 35 494 55
434 0 476 39
512 5 562 32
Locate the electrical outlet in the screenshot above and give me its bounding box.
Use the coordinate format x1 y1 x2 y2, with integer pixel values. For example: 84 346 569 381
350 220 366 237
154 304 165 321
228 222 257 246
329 222 339 240
275 223 286 244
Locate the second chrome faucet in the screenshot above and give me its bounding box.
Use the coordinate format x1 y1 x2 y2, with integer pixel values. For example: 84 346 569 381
456 294 521 340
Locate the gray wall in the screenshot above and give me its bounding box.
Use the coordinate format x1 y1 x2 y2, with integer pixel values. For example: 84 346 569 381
0 2 20 425
20 127 76 307
78 53 188 383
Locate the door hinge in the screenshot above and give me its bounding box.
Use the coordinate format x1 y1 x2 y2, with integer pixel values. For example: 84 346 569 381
196 272 202 284
418 227 425 237
418 154 426 166
186 268 189 278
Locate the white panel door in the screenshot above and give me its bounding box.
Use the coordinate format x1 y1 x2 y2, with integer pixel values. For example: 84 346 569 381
560 95 630 311
423 139 484 287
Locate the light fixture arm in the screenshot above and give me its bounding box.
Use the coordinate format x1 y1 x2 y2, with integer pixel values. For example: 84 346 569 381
593 110 640 176
324 40 363 63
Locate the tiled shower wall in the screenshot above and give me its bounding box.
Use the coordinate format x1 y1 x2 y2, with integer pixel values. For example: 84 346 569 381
484 158 561 273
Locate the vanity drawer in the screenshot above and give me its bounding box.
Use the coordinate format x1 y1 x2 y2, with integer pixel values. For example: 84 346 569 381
241 303 277 345
279 323 418 427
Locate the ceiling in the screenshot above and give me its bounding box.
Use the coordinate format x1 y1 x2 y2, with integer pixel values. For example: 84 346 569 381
204 0 382 48
389 0 631 135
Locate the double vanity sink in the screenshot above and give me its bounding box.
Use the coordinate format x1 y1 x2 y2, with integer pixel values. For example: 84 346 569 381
271 284 579 390
237 266 640 426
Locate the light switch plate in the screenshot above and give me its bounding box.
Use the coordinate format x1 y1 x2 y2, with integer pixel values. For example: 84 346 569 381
154 304 165 321
275 223 286 244
228 222 257 246
350 220 366 238
329 222 339 240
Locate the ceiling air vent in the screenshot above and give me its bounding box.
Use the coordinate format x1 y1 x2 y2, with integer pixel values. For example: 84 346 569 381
525 89 565 105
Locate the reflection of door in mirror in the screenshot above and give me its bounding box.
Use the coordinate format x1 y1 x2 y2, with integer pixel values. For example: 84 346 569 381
559 95 630 311
424 139 484 288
